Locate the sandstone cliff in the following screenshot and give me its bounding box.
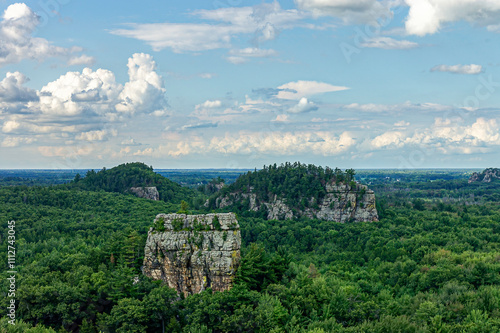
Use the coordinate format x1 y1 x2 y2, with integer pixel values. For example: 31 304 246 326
215 181 378 223
142 213 241 296
129 186 160 200
469 168 500 183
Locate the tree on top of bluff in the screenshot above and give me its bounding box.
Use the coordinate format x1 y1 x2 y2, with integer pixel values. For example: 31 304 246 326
71 162 194 204
210 162 357 210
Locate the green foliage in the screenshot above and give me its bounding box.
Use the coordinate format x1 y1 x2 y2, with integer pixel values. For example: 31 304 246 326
154 217 166 232
177 200 190 214
236 244 290 292
212 215 222 231
209 162 357 216
172 218 184 231
70 162 194 204
2 166 500 332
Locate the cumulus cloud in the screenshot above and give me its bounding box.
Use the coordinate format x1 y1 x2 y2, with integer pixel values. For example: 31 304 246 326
360 37 418 49
405 0 500 36
371 131 406 148
37 53 165 117
75 129 117 142
116 53 166 114
0 71 37 102
276 80 349 99
39 67 122 116
295 0 395 24
0 53 167 150
288 97 318 113
2 119 21 133
0 3 93 66
196 100 222 109
431 64 483 75
369 117 500 154
110 2 306 53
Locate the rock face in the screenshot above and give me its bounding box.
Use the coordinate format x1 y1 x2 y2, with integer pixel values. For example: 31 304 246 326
142 213 241 297
129 186 160 200
469 168 500 183
216 182 378 223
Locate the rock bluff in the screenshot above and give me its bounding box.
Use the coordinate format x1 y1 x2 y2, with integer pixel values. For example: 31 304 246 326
142 213 241 296
216 182 378 223
129 186 160 200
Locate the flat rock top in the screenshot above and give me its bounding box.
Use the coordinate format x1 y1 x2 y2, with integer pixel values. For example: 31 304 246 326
155 213 239 231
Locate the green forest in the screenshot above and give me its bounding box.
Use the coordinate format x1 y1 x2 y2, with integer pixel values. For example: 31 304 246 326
1 162 500 332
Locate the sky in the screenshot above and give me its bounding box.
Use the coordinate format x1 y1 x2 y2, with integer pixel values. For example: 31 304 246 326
0 0 499 169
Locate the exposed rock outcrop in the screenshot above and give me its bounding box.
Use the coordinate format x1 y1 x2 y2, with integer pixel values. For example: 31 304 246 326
216 182 378 222
129 186 160 200
142 213 241 297
469 168 500 183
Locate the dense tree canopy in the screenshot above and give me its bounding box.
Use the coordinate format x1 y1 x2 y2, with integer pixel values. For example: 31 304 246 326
208 162 356 212
0 165 499 332
70 162 195 204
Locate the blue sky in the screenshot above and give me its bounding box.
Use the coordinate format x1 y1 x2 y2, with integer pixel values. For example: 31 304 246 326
0 0 499 169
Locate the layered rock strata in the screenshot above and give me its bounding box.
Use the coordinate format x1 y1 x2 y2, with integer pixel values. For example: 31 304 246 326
216 182 378 222
142 213 241 296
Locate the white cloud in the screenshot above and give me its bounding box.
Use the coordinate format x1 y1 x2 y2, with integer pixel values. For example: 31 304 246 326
196 100 222 109
199 73 216 79
371 131 406 148
288 97 318 113
68 55 96 66
0 53 166 148
181 122 218 130
75 129 117 142
277 80 349 99
369 117 500 154
295 0 395 24
405 0 500 36
226 48 278 64
116 53 166 114
343 101 452 113
110 2 306 53
1 136 35 147
0 72 38 112
38 145 94 158
431 64 483 75
167 130 356 157
39 67 122 116
273 114 290 122
2 120 21 133
360 37 418 49
0 3 92 66
226 56 248 65
394 120 410 127
120 138 143 146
